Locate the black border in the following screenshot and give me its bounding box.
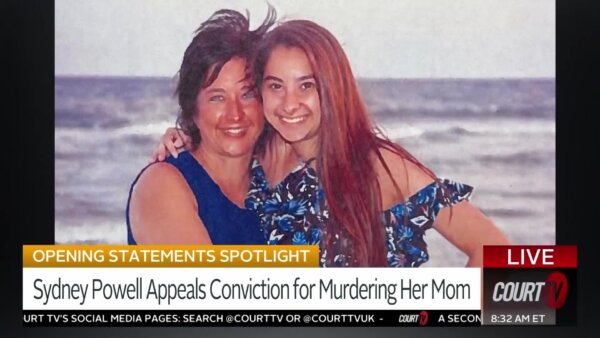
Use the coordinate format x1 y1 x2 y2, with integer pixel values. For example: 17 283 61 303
3 0 596 337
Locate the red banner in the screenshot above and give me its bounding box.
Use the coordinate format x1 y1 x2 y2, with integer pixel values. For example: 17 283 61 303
483 245 577 268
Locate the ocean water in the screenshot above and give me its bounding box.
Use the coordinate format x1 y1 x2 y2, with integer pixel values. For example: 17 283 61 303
55 77 555 266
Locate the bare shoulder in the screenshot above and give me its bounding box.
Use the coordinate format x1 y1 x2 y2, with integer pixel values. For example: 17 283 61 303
131 162 197 218
133 162 191 198
374 146 436 209
129 162 207 244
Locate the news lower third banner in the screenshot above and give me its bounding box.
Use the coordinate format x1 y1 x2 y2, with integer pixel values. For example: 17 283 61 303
482 245 577 326
22 245 577 327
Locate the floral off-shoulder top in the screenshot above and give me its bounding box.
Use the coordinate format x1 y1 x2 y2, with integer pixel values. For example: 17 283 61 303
245 158 473 267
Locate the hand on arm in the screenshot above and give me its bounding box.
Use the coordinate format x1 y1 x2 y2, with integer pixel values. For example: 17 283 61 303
150 128 191 163
129 163 212 244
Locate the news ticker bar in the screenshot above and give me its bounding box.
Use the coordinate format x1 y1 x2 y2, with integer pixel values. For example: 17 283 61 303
22 310 481 327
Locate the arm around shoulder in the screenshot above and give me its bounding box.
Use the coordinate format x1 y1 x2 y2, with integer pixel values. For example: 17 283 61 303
128 162 212 244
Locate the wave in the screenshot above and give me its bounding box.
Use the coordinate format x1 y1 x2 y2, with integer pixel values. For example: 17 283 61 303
55 221 127 245
56 120 176 138
419 127 479 142
55 108 131 129
377 124 425 139
477 150 554 166
377 119 555 141
360 78 555 119
55 121 176 159
476 189 555 200
496 191 555 199
372 105 555 119
482 208 537 218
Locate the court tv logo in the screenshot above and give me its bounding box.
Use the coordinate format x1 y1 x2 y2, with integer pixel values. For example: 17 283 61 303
418 311 428 326
397 311 428 325
491 270 568 309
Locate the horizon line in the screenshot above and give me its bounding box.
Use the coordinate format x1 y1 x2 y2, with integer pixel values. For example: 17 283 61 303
54 74 556 81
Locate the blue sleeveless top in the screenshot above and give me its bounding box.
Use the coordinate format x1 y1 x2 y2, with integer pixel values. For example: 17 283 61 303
126 151 264 245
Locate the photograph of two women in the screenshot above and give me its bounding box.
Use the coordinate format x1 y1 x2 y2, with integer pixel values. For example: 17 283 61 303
55 0 555 267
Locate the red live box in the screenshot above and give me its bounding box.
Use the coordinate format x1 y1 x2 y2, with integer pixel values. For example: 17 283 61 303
483 245 577 268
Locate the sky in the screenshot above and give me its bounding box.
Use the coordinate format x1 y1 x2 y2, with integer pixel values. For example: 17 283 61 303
55 0 555 78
